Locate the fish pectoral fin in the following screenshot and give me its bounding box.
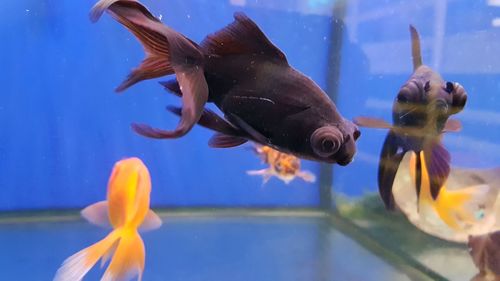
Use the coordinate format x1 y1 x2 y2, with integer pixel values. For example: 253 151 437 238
423 142 451 200
227 113 270 145
297 171 316 183
199 12 288 64
139 209 163 232
443 118 462 133
209 133 248 148
102 230 145 281
81 201 111 228
54 230 121 281
379 130 405 210
247 169 273 184
353 116 392 129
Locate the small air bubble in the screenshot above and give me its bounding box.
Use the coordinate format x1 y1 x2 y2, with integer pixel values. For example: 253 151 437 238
25 9 30 12
187 14 191 19
159 14 163 20
323 36 327 41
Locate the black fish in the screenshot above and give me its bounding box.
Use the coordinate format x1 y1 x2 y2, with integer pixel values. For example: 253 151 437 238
90 0 360 165
354 25 467 209
468 231 500 281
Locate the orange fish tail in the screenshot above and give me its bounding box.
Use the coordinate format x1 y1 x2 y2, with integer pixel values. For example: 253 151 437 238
434 185 490 230
54 230 121 281
102 228 145 281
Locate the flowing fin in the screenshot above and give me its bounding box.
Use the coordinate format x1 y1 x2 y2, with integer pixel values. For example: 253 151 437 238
247 169 273 184
81 201 111 228
297 171 316 183
443 118 462 133
423 142 450 200
139 209 162 232
91 0 173 91
92 0 208 139
166 106 245 137
102 230 145 281
209 133 248 148
200 12 287 63
378 130 405 210
409 25 423 70
433 185 490 230
54 230 121 281
353 116 392 129
160 80 181 97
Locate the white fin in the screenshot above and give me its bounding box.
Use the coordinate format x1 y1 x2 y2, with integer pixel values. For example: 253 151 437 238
81 201 111 228
247 169 273 184
139 209 163 232
54 231 120 281
297 171 316 183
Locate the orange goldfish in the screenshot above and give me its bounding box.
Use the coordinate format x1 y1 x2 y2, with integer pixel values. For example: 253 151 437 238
54 157 162 281
396 151 489 232
247 145 316 184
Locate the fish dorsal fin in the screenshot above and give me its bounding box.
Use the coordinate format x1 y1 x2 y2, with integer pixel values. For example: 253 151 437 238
200 12 288 64
409 25 423 70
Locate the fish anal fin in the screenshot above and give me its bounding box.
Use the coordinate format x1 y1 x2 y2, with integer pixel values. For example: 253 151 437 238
81 201 111 228
353 116 392 129
424 142 451 200
200 12 287 63
443 118 462 133
378 130 404 210
209 133 248 148
139 209 162 232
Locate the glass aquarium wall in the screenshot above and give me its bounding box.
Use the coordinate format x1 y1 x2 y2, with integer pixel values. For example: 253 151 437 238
0 0 340 210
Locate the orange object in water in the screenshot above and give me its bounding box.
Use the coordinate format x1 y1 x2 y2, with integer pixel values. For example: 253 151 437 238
54 157 162 281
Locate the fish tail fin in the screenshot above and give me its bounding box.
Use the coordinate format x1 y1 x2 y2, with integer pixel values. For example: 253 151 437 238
54 230 121 281
102 229 145 281
91 0 208 139
433 185 490 230
409 25 423 70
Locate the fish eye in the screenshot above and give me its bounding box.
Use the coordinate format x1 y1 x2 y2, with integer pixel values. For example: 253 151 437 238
445 82 454 94
311 126 343 158
424 81 431 92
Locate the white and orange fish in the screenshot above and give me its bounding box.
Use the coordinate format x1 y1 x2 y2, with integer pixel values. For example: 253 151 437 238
393 151 495 242
54 157 162 281
247 145 316 184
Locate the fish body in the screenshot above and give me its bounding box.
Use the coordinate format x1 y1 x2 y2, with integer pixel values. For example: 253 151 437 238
247 145 316 184
469 231 500 281
355 25 467 208
54 158 162 281
91 0 360 165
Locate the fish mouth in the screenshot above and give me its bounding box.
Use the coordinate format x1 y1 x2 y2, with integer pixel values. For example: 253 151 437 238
337 155 354 166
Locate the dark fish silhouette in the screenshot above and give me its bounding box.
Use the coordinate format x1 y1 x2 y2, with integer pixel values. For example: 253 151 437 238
90 0 360 165
468 231 500 281
354 25 467 208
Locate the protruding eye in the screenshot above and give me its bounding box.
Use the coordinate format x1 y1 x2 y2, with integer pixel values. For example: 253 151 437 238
450 82 467 114
311 126 343 158
424 81 431 92
445 82 454 94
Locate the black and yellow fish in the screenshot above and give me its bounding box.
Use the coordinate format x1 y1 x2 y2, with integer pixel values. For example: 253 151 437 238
90 0 360 165
355 25 467 209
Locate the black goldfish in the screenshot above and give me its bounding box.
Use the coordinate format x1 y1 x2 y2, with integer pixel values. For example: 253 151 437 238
354 25 467 209
90 0 360 165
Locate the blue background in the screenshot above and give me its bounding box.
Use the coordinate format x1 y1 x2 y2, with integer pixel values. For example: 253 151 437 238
1 0 500 210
